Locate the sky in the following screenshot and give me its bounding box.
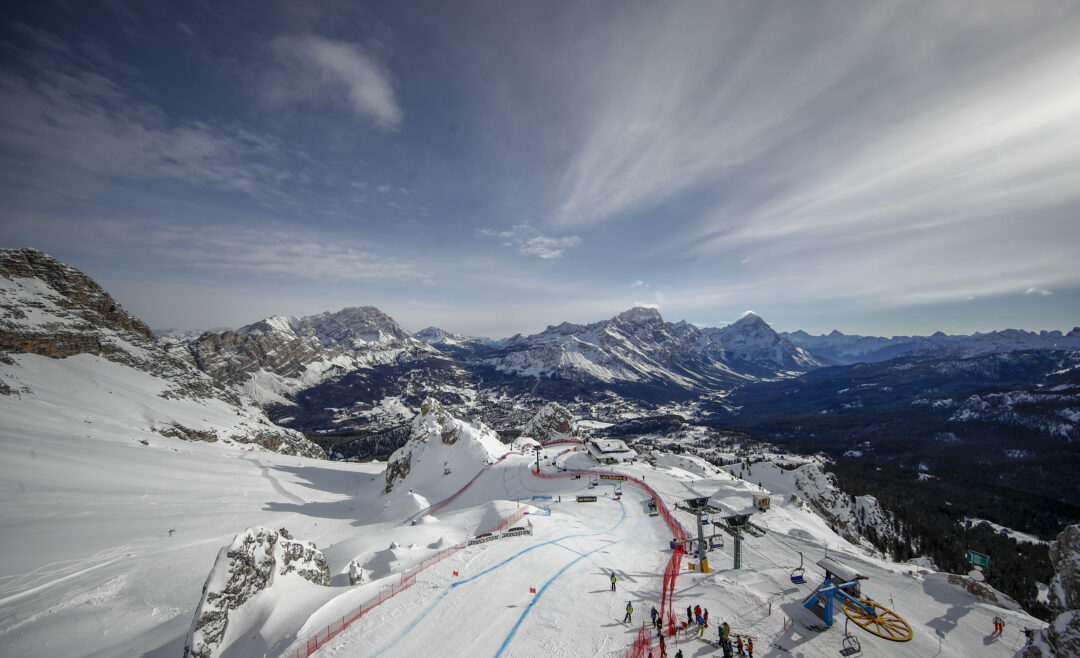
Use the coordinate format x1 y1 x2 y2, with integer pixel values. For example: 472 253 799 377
1 1 1079 339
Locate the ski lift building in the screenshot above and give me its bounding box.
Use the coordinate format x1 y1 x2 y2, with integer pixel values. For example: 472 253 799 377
585 439 637 465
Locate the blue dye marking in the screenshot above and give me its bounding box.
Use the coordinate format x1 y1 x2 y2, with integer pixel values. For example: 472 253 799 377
492 498 628 657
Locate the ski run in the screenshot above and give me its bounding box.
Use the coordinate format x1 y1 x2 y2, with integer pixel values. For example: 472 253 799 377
0 356 1043 658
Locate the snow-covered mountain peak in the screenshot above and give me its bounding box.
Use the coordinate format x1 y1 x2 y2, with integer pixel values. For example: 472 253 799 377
290 306 410 349
238 315 299 339
616 305 663 325
1 247 154 354
0 248 324 457
384 398 505 499
702 312 821 370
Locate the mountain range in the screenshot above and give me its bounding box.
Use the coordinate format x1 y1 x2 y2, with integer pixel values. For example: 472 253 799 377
4 248 1078 507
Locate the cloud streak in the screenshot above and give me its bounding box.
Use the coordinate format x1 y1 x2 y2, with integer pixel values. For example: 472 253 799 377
481 224 581 260
265 35 402 130
0 27 292 204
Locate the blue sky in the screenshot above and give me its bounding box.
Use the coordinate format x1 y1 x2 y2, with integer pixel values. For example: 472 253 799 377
2 1 1078 338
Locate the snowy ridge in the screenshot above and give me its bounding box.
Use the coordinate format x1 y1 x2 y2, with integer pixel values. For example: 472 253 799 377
0 248 320 457
383 398 506 506
483 306 804 389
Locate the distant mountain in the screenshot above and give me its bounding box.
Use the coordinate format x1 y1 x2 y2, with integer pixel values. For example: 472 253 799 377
166 308 436 407
781 329 968 364
0 248 322 457
482 306 817 393
702 312 819 371
782 327 1080 364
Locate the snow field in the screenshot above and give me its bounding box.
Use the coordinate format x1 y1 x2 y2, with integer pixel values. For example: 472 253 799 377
311 458 672 657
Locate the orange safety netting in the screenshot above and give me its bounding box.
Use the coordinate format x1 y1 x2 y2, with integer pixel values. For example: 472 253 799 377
531 467 688 658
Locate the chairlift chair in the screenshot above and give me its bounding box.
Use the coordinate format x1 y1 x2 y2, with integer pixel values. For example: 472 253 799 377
791 552 806 584
839 618 862 656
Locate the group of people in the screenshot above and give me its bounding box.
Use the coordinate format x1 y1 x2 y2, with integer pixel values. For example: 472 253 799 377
632 594 753 658
677 603 752 657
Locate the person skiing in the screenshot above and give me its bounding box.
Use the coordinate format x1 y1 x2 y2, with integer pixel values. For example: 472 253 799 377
746 636 754 658
651 606 659 625
674 650 683 658
686 605 693 625
720 620 731 652
658 634 666 658
704 608 709 628
624 600 633 623
735 634 745 656
694 604 701 619
611 572 617 591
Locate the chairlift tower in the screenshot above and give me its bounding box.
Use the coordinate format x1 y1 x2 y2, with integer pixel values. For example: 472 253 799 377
680 496 729 573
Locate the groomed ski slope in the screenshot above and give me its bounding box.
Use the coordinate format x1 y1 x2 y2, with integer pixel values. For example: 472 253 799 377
301 449 1039 658
0 356 1043 658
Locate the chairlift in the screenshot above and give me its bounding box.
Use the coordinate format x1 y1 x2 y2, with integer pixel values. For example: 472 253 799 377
791 552 806 584
839 618 862 656
709 535 724 549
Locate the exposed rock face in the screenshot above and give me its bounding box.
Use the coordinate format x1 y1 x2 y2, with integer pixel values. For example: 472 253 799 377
166 307 434 408
384 397 504 495
1025 524 1080 657
182 329 328 387
1 248 153 358
0 248 324 458
184 527 330 658
522 402 581 444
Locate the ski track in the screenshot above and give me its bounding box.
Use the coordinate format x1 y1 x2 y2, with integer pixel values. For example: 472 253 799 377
368 466 633 657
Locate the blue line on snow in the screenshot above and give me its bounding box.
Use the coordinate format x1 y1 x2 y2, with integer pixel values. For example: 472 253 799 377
374 465 638 656
492 498 629 657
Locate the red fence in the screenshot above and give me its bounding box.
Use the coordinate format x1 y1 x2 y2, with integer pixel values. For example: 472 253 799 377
530 467 688 658
422 451 522 518
288 507 528 657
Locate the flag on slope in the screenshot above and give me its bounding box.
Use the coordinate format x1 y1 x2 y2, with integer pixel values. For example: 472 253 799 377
529 587 536 594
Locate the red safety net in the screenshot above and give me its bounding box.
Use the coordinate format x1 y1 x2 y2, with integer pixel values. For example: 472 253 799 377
627 620 652 657
288 507 528 657
531 467 688 658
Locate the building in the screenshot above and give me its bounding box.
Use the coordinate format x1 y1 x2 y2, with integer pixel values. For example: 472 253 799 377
585 439 637 464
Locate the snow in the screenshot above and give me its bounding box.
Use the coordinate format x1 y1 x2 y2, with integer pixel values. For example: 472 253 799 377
964 518 1048 546
0 360 1048 657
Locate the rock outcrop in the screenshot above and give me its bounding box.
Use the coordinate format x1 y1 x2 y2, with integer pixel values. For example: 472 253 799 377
1024 524 1080 657
184 526 330 658
522 402 582 444
0 248 324 458
385 398 505 496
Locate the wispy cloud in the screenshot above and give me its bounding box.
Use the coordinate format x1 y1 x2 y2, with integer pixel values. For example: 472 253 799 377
0 27 292 203
41 217 426 283
544 2 1080 310
1025 287 1053 296
480 224 581 260
265 35 402 130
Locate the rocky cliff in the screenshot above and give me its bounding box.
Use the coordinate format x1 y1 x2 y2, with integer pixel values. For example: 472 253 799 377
1024 524 1080 657
184 526 330 658
384 398 506 498
0 248 323 457
522 402 582 444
